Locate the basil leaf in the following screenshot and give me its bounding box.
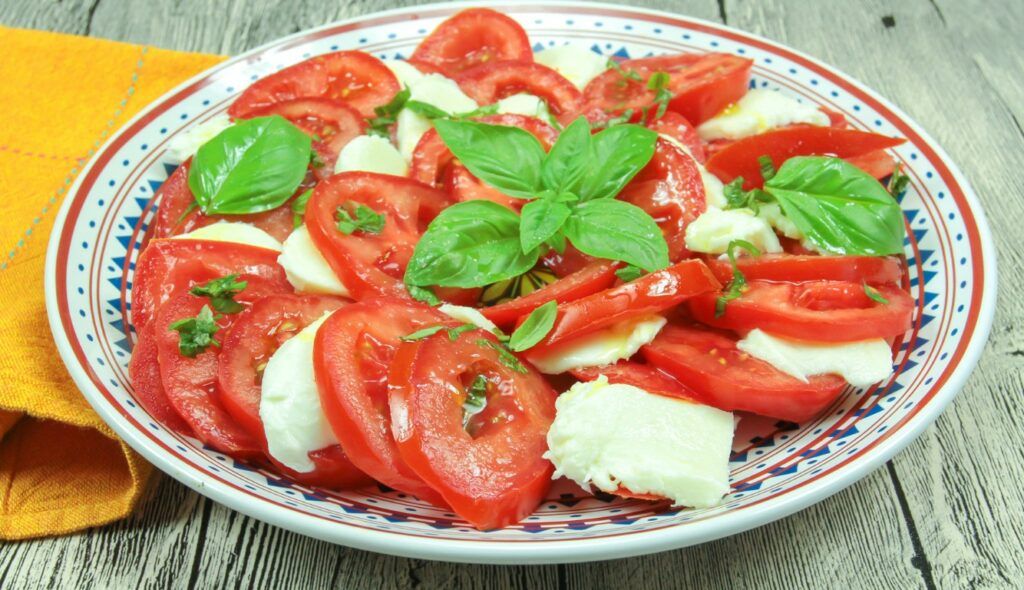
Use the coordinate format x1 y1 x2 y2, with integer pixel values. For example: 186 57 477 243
367 86 410 137
576 124 657 201
291 189 312 229
563 199 669 272
405 100 451 119
508 300 558 352
765 156 905 255
615 265 644 282
188 116 312 215
401 325 445 342
406 284 441 306
863 282 890 305
519 199 571 254
433 119 545 199
405 200 539 288
540 117 592 194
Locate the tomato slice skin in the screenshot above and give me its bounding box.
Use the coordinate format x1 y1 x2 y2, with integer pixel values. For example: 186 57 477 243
443 162 523 211
570 361 703 404
131 239 290 332
313 297 450 504
705 126 906 189
642 324 847 422
648 111 706 163
228 51 400 119
481 261 619 327
388 330 556 529
410 8 533 77
845 148 899 181
704 254 904 285
129 322 193 434
269 444 374 489
527 259 721 354
455 61 582 122
304 172 449 300
691 280 914 342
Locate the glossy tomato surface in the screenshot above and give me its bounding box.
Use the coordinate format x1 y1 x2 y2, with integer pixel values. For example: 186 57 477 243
456 61 582 122
481 261 619 327
570 361 701 403
410 8 532 76
704 254 904 285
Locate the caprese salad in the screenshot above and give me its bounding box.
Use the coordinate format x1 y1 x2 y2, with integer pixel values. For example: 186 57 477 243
128 8 914 530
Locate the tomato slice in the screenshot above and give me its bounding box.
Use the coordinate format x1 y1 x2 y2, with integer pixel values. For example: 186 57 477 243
455 61 582 123
705 126 906 189
131 239 291 332
409 8 533 77
526 259 721 354
541 244 596 278
270 444 374 489
642 324 847 421
845 148 899 181
228 51 400 119
705 254 904 285
648 111 706 163
304 172 448 300
619 137 706 261
313 297 450 504
582 53 752 126
129 322 192 434
570 361 702 403
149 161 299 242
388 329 556 529
243 98 366 179
691 280 914 341
443 162 522 210
481 261 619 327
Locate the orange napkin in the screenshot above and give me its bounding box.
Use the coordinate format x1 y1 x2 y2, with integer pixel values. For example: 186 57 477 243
0 26 224 540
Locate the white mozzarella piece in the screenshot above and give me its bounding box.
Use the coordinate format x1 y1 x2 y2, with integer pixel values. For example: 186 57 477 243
755 202 822 253
697 89 830 141
172 221 282 252
438 304 500 335
277 225 349 296
527 316 667 375
737 329 894 387
534 44 608 90
684 207 783 255
395 73 480 161
384 59 426 88
167 114 232 161
395 108 434 162
544 376 734 508
334 134 409 176
496 93 552 121
260 313 339 473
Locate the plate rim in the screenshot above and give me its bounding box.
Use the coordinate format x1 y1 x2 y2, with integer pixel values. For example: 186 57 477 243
43 0 998 564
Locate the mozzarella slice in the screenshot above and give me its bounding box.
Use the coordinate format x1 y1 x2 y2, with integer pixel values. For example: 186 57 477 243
167 113 233 161
527 315 667 375
545 376 734 508
496 93 553 121
260 313 339 473
384 59 426 88
755 202 822 253
334 134 408 176
172 221 282 252
698 89 830 141
534 44 608 90
737 329 893 387
684 207 783 255
277 225 349 296
438 304 500 335
395 73 480 161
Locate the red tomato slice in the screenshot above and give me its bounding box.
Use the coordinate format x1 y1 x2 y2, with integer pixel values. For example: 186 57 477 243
481 261 619 327
129 322 192 434
705 254 904 285
705 126 906 189
304 172 448 300
570 361 702 403
228 51 400 119
443 162 521 210
691 280 914 342
582 53 752 126
409 8 532 77
526 259 721 355
388 329 556 529
243 98 366 179
642 324 847 421
619 137 706 261
218 294 347 437
648 111 706 163
455 61 582 122
131 239 290 332
540 244 597 278
313 297 450 504
270 444 374 489
845 148 899 181
149 161 299 242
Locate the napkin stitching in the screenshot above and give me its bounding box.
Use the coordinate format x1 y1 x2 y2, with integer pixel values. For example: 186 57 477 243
0 146 82 162
1 46 150 272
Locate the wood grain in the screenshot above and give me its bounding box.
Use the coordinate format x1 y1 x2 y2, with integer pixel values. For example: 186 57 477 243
1 0 1020 588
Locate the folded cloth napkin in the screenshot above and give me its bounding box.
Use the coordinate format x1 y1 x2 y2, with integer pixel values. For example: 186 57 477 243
0 26 224 540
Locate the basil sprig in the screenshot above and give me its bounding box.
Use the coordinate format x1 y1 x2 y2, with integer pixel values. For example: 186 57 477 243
188 116 312 215
508 300 558 352
405 117 667 289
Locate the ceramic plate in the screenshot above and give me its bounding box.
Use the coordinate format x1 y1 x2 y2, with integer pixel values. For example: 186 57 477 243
44 1 996 564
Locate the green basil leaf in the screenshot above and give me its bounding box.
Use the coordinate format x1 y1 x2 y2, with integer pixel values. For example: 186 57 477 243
540 116 592 194
508 300 558 352
576 124 657 201
188 116 312 215
563 199 669 272
519 199 571 254
405 100 451 119
765 156 905 255
406 284 441 306
432 119 545 199
405 200 539 288
615 265 644 283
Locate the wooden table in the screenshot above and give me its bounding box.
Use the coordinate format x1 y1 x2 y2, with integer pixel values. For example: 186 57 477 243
1 0 1020 587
